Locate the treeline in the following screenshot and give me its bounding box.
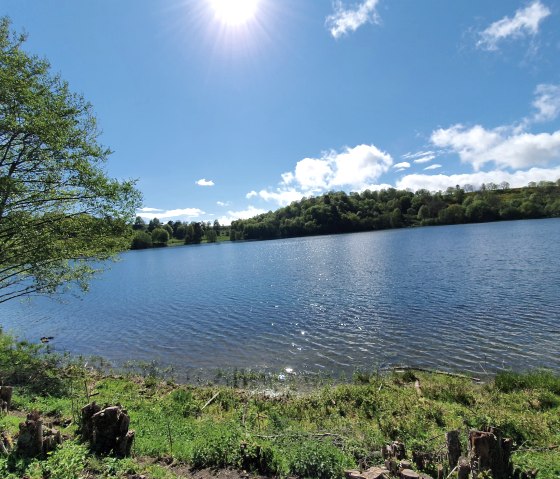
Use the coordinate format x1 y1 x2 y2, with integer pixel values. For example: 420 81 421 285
130 217 227 249
229 180 560 241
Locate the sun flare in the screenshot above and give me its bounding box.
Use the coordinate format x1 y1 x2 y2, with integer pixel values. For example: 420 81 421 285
208 0 260 26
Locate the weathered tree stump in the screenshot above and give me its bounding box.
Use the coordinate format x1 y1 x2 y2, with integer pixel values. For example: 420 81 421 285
345 469 367 479
401 468 420 479
385 458 399 476
446 430 462 468
393 441 407 460
81 403 134 457
363 466 390 479
412 451 436 472
80 402 102 442
0 386 12 412
458 456 471 479
17 412 43 457
469 429 513 479
16 411 62 457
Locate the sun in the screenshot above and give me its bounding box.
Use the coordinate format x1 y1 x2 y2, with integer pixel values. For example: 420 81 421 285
208 0 260 26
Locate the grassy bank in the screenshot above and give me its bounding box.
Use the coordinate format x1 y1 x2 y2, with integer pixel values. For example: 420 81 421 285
0 331 559 479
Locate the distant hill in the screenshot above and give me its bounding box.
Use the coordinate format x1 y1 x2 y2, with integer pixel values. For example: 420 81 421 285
229 180 560 241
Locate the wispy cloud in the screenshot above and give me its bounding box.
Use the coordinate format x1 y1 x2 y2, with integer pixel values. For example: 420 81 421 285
196 178 215 186
423 164 442 171
477 1 551 51
136 208 205 220
413 155 436 164
532 83 560 123
216 201 231 207
326 0 381 39
137 207 163 213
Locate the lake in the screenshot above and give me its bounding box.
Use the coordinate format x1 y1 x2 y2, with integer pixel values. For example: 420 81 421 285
1 218 560 378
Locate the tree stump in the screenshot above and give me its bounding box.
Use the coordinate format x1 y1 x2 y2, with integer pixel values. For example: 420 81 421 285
0 386 12 412
469 429 513 479
16 412 62 457
80 402 102 442
401 468 420 479
393 441 407 460
81 403 134 457
458 456 470 479
446 430 462 468
17 412 43 458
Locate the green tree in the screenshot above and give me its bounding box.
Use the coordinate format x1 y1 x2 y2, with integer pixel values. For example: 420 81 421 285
147 217 161 232
151 227 169 246
132 216 146 230
0 18 141 303
205 229 218 243
131 231 153 249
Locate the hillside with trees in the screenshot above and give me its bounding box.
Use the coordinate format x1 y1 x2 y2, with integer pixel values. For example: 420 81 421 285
228 180 560 241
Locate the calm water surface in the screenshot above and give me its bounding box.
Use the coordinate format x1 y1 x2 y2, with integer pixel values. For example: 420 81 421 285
2 219 560 377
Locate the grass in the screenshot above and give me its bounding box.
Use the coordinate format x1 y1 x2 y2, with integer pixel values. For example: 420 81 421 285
0 331 559 479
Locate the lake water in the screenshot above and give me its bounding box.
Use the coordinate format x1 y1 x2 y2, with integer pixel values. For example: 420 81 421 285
1 218 560 377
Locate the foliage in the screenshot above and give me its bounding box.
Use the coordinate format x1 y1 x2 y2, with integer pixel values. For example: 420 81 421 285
1 332 558 478
0 17 141 303
229 182 560 241
495 370 560 394
0 327 69 395
130 230 152 249
151 227 169 246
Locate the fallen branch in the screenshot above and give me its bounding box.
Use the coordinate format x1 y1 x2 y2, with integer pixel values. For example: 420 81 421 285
201 392 220 411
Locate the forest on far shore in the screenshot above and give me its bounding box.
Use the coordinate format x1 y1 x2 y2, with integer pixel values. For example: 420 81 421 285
131 180 560 248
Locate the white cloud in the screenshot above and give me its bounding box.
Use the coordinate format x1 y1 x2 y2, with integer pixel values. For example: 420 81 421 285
196 178 215 186
395 168 406 173
136 208 205 220
532 83 560 122
216 201 230 207
216 206 268 226
257 188 306 206
396 166 560 192
413 155 436 164
477 1 551 51
393 161 411 169
246 190 258 199
137 207 163 213
432 124 560 171
256 144 393 206
424 164 442 170
326 0 380 39
402 150 435 160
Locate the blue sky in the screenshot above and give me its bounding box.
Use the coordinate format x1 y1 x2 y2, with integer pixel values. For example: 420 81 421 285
4 0 560 224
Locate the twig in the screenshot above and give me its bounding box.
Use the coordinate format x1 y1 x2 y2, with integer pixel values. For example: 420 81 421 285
201 391 220 411
446 465 458 479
